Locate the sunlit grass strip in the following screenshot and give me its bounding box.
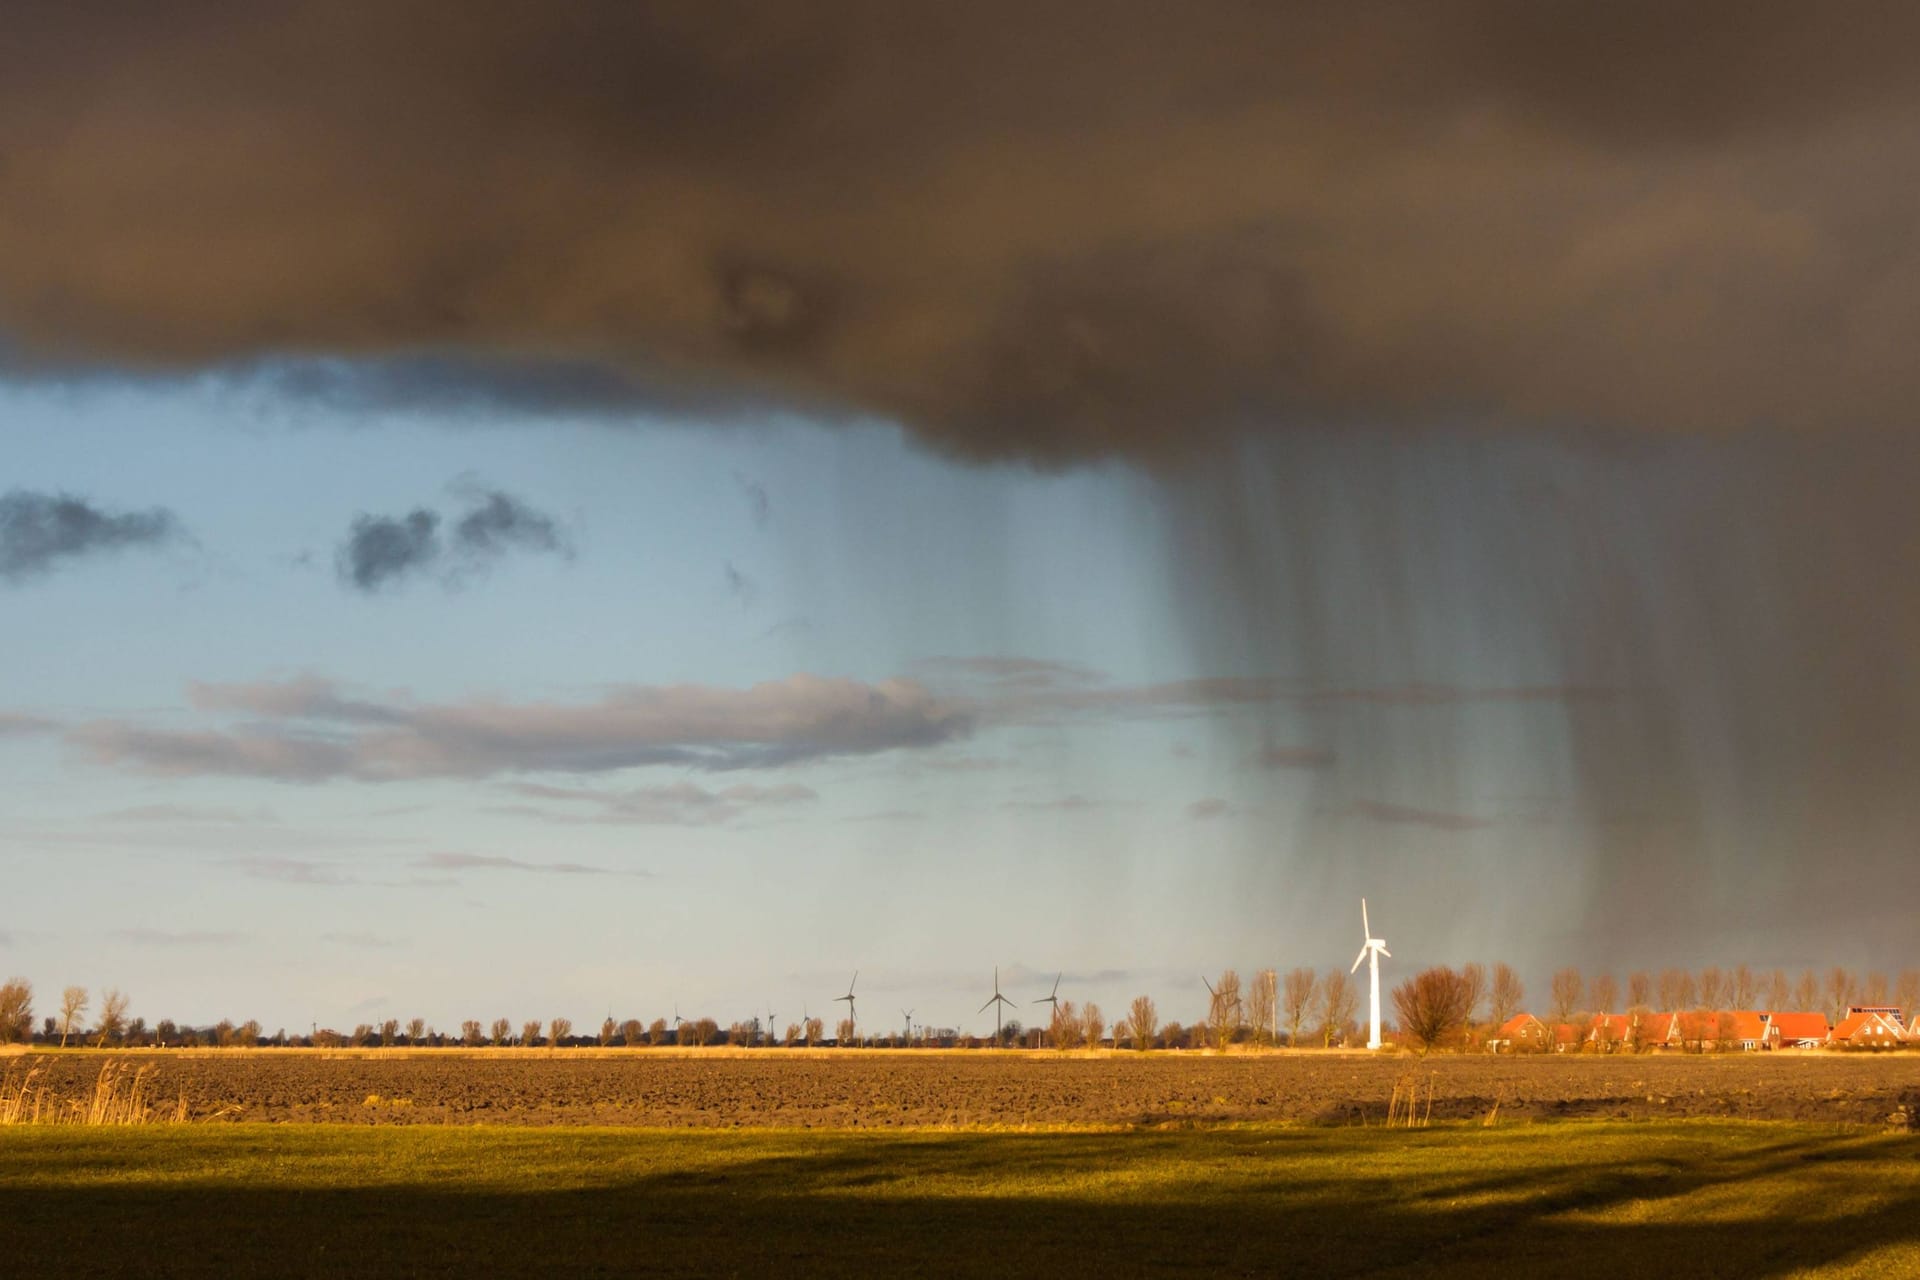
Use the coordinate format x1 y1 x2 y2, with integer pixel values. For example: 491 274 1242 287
3 1122 1916 1274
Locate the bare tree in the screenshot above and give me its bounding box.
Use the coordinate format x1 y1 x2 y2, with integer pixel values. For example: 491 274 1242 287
1824 967 1858 1022
621 1018 644 1046
1282 969 1318 1046
1864 972 1890 1006
407 1017 427 1044
0 978 31 1044
1206 970 1243 1050
1732 964 1756 1009
834 1017 857 1046
1658 969 1696 1011
58 986 88 1048
1589 974 1619 1017
599 1017 617 1047
380 1019 399 1047
1626 971 1653 1011
93 989 130 1047
1128 995 1157 1050
1158 1021 1185 1050
690 1017 719 1047
461 1019 486 1046
1490 964 1524 1028
1897 970 1920 1027
490 1018 512 1046
783 1022 801 1047
1248 969 1278 1047
1393 967 1475 1052
1793 969 1819 1012
239 1019 262 1047
648 1017 669 1046
1458 963 1487 1033
1081 1002 1105 1048
1319 970 1357 1047
548 1017 572 1047
1549 968 1584 1025
520 1020 542 1047
1049 999 1081 1049
804 1017 823 1047
1697 966 1727 1011
1766 969 1791 1010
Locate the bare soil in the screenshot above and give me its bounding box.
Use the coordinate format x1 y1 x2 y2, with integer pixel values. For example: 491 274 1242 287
14 1049 1919 1127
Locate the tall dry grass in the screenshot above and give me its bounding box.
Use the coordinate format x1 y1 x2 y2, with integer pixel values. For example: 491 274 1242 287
0 1060 186 1126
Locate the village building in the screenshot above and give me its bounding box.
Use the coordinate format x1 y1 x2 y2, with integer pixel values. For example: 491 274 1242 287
1762 1011 1831 1048
1497 1008 1852 1052
1832 1007 1907 1048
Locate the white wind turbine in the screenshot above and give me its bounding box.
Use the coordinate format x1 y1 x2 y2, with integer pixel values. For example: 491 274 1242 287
1349 898 1391 1050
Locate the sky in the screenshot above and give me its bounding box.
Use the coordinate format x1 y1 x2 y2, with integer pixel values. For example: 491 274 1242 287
4 4 1919 1034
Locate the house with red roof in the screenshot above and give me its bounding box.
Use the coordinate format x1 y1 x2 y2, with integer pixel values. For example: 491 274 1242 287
1490 1013 1549 1052
1763 1011 1830 1048
1832 1007 1906 1048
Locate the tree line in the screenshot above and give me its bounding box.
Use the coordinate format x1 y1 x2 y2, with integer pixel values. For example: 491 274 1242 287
5 962 1911 1052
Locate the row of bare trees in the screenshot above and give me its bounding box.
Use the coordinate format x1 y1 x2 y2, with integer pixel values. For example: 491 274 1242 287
0 981 133 1048
1538 965 1920 1025
15 962 1910 1053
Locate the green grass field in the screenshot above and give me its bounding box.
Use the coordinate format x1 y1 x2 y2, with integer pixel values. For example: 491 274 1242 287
4 1122 1915 1276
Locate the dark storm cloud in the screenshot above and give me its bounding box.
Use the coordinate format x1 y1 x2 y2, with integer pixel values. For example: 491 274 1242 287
337 509 439 591
453 491 566 559
6 4 1920 460
335 490 567 591
0 490 180 581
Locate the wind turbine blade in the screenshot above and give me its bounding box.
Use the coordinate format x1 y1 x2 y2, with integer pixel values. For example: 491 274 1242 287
1378 946 1391 958
978 998 996 1014
1362 898 1370 938
1052 974 1062 997
1351 948 1368 974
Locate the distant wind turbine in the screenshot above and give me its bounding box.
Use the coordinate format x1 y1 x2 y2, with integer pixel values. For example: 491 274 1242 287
979 966 1017 1047
901 1009 914 1043
834 971 858 1042
1033 973 1063 1045
1349 898 1391 1050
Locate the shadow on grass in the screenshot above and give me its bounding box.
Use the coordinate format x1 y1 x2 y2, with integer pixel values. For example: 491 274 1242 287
5 1125 1918 1277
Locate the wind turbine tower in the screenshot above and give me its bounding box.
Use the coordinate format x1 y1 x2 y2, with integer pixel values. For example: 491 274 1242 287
1032 973 1062 1043
1349 899 1391 1050
834 971 858 1042
979 967 1017 1047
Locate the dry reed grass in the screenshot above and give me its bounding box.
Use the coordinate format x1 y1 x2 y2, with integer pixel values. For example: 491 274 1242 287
0 1059 188 1126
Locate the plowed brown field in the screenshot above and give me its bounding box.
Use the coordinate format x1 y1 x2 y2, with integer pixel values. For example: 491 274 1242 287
16 1049 1920 1127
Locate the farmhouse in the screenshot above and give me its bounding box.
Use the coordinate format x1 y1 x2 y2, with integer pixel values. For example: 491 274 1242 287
1494 1007 1868 1052
1491 1013 1550 1052
1763 1011 1830 1048
1832 1007 1906 1048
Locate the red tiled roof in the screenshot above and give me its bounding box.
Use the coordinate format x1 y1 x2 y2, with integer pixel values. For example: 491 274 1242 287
1768 1012 1829 1041
1497 1013 1544 1037
1834 1012 1903 1042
